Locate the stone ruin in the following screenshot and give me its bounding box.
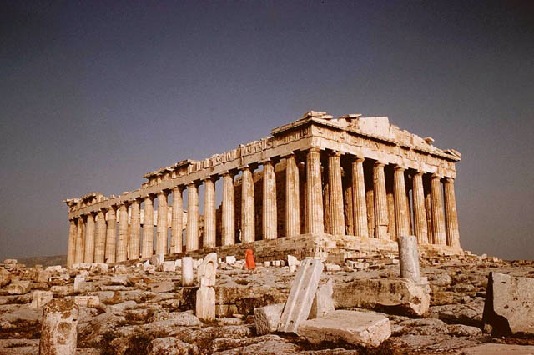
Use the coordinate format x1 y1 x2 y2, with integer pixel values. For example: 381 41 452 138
64 111 462 267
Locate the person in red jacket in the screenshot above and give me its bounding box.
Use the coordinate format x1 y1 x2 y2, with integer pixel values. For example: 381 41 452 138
245 248 255 271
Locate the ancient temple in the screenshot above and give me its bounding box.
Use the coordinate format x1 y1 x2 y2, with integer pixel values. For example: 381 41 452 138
64 111 462 267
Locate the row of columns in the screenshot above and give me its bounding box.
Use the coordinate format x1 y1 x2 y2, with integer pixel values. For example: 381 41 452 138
67 148 460 267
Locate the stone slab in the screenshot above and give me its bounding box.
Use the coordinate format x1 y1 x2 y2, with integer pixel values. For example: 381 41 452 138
254 303 285 335
298 310 391 347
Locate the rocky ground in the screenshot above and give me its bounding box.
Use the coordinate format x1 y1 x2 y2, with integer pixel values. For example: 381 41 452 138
0 253 533 354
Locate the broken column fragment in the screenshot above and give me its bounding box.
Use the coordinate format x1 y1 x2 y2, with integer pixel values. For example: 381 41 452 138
398 235 421 282
39 298 79 355
254 303 285 335
196 253 217 321
309 278 335 319
182 257 194 287
278 258 324 333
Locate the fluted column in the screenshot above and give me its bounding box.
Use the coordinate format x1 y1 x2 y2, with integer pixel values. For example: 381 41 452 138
186 182 199 251
285 153 300 238
352 157 369 238
222 172 235 246
170 186 183 254
431 174 446 245
444 177 461 249
129 199 140 260
394 166 410 238
104 207 116 263
83 214 95 263
116 204 129 262
262 160 277 240
306 148 324 234
94 210 107 263
328 151 345 235
412 172 428 244
67 219 77 267
204 177 216 248
156 191 169 256
373 162 389 239
75 218 84 264
142 195 154 258
241 166 255 243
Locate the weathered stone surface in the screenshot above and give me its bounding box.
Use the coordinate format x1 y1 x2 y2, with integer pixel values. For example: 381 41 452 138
198 252 217 287
149 281 175 293
278 258 324 333
461 343 534 355
334 277 431 316
254 303 285 335
298 310 391 347
39 298 79 355
0 267 11 287
398 235 421 282
182 257 194 287
148 337 199 354
30 290 53 308
7 280 30 294
196 286 215 321
482 272 534 336
309 278 335 319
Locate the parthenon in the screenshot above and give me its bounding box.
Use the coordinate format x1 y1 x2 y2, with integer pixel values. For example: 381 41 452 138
64 111 462 267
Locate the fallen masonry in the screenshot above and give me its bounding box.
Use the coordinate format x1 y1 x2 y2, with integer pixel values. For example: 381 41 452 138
0 252 533 354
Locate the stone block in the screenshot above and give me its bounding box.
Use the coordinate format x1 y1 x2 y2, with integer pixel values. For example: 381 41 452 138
254 303 285 335
182 257 195 287
482 272 534 336
278 258 324 333
398 235 421 282
298 310 391 348
7 280 31 294
225 256 236 264
150 281 175 293
0 267 11 287
39 298 79 355
30 290 53 308
74 295 100 308
198 253 217 287
161 261 176 272
196 286 215 321
309 279 335 319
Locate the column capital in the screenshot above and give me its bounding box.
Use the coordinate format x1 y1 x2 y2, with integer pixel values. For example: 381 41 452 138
328 150 341 158
443 177 455 183
374 161 386 168
394 165 405 172
309 147 321 153
354 156 365 163
431 172 442 180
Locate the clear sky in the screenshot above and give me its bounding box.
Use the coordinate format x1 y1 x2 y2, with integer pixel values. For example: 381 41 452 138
0 1 532 261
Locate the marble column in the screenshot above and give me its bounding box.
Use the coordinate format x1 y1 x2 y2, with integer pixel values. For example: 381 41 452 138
412 172 428 244
94 210 107 263
104 207 116 263
424 176 433 243
444 177 461 249
142 195 154 258
306 148 324 234
83 214 95 263
352 157 369 238
394 166 410 239
74 218 84 264
222 172 235 246
129 199 140 260
344 183 354 236
241 166 255 243
156 190 169 256
263 160 277 240
373 162 389 239
186 182 199 251
285 153 300 238
431 174 446 245
116 204 129 263
328 151 345 235
170 186 183 254
386 175 396 240
204 178 216 248
67 219 77 267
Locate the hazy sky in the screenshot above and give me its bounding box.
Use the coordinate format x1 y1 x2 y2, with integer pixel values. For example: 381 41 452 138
1 1 532 261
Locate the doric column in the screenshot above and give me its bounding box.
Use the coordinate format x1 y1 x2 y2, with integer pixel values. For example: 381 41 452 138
186 182 199 251
373 162 389 239
142 195 154 258
241 166 255 243
156 190 169 256
262 159 277 240
170 186 183 254
306 148 324 234
394 166 410 239
386 176 396 240
116 203 129 263
67 219 77 267
431 174 446 245
444 177 461 249
75 217 84 264
83 214 95 263
104 207 116 263
352 157 369 238
344 183 354 235
424 176 433 243
285 153 300 238
412 172 428 244
129 199 140 260
328 151 345 235
204 177 216 248
94 210 107 263
222 172 235 246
